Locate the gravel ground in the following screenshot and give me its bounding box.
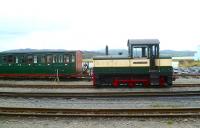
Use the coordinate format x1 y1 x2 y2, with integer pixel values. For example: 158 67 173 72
0 78 199 128
0 96 199 109
0 80 92 86
0 78 199 86
174 78 200 84
0 86 200 93
0 116 200 128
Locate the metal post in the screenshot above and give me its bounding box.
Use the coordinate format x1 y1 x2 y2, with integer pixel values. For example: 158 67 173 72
56 69 60 82
142 47 146 57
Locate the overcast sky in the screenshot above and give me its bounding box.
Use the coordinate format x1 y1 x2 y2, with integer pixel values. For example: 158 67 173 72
0 0 199 51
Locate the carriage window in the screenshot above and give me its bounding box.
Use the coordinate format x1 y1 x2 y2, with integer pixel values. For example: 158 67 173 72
47 55 53 63
41 56 46 63
16 57 18 63
53 55 58 63
34 56 37 63
7 55 14 63
71 55 75 62
2 56 7 63
21 56 25 63
64 55 70 63
59 55 63 63
27 55 33 64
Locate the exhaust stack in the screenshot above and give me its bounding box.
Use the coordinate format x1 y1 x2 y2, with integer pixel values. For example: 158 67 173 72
105 45 109 55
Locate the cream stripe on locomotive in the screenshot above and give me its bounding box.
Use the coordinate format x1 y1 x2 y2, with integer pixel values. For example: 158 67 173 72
155 59 172 66
93 59 172 67
93 59 150 67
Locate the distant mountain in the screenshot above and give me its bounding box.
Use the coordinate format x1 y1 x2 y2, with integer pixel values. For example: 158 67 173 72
2 48 70 53
82 51 105 59
96 49 196 57
160 50 196 57
87 49 196 58
96 49 128 55
2 48 196 59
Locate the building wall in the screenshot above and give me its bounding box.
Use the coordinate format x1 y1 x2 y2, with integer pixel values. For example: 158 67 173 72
194 45 200 61
172 61 179 68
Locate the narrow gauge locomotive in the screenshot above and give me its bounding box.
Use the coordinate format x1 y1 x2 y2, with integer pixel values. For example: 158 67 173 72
0 51 82 78
93 39 173 87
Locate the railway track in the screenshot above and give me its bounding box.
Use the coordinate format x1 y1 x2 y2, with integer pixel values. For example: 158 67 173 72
0 107 199 117
173 84 200 87
0 83 199 88
174 74 200 78
0 90 200 97
0 84 92 88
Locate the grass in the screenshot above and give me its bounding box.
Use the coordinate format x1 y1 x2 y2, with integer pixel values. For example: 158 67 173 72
179 60 200 67
166 120 174 125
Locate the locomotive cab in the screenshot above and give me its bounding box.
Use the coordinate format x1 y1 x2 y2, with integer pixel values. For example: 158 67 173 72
127 39 164 86
128 39 159 69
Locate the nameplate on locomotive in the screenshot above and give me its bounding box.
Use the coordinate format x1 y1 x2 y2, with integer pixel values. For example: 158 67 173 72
133 61 147 64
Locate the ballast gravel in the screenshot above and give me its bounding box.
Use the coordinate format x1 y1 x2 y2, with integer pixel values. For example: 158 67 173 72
0 116 200 128
0 96 200 109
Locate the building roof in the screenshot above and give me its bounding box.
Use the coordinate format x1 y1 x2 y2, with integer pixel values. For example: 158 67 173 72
127 39 160 46
0 50 80 54
172 56 194 60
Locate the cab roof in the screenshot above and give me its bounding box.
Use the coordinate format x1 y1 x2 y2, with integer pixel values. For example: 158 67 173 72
127 39 160 46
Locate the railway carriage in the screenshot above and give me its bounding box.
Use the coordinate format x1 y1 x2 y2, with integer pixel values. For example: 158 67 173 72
93 39 173 87
0 50 82 78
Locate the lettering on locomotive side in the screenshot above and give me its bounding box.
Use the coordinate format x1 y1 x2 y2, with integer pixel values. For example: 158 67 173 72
133 61 148 64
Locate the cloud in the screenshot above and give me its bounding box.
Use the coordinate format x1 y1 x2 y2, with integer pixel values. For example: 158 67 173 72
0 0 200 51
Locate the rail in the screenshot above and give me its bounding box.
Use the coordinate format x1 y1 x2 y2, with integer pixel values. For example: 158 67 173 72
0 83 199 88
0 91 200 97
0 107 200 117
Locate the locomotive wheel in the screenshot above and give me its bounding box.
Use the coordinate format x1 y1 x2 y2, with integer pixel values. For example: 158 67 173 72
112 80 119 88
128 82 135 88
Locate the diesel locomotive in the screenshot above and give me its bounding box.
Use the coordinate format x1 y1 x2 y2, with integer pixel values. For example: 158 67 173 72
0 50 82 78
93 39 173 87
